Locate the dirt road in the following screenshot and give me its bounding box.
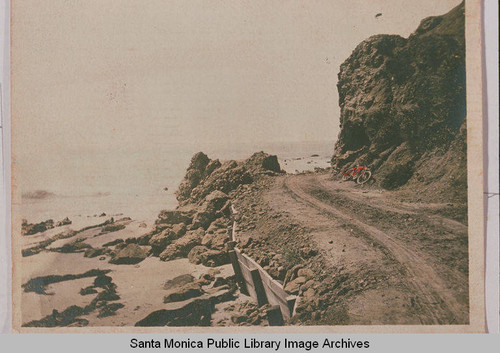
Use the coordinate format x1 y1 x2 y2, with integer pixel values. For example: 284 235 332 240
264 173 468 325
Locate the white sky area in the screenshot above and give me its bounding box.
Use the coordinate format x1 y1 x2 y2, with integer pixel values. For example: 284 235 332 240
13 0 462 147
11 0 462 192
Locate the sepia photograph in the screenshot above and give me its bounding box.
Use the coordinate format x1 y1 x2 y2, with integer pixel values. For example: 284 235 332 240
10 0 485 332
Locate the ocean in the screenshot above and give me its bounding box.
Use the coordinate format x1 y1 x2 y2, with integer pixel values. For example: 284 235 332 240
20 140 335 224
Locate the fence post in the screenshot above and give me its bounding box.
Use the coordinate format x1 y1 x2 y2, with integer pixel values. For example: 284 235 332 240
229 250 248 295
286 296 297 320
250 268 268 306
267 305 284 326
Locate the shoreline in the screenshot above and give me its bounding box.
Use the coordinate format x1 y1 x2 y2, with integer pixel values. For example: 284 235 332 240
17 148 468 328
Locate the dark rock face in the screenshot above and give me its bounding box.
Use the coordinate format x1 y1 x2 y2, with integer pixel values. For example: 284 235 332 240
332 2 466 193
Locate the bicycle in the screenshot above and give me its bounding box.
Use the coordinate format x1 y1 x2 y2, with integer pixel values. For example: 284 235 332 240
341 165 372 185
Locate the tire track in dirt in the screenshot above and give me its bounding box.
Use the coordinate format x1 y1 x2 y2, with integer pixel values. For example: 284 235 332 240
316 175 468 235
283 175 468 324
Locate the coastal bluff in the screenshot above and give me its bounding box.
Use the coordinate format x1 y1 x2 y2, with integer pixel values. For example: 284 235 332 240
332 2 466 201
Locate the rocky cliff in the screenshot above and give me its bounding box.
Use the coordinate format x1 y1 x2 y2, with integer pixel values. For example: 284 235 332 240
135 151 283 267
332 2 466 200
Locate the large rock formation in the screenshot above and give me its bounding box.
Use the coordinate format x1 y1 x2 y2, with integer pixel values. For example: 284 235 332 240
176 151 283 205
332 2 466 199
141 151 283 264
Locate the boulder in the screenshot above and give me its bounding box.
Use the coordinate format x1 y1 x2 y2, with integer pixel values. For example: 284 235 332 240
303 287 316 300
56 217 72 227
206 217 227 232
109 244 147 264
136 285 236 327
201 229 229 249
155 210 192 225
245 151 282 173
135 297 213 327
191 191 230 230
163 274 195 290
191 211 217 230
189 152 210 172
163 283 204 303
97 302 124 318
175 153 211 201
297 268 315 279
204 159 221 177
149 228 177 254
84 247 106 258
58 239 91 253
159 229 204 261
183 160 253 204
22 219 55 235
136 232 153 246
284 276 307 294
187 246 230 267
205 191 230 211
284 264 303 285
80 286 98 296
172 223 187 237
176 169 202 200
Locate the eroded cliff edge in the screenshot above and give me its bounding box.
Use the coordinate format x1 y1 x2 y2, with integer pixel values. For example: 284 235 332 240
332 2 466 202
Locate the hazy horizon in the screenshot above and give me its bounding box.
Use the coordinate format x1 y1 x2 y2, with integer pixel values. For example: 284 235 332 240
12 0 462 195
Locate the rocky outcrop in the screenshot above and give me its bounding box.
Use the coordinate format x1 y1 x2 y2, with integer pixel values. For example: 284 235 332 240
22 217 74 235
201 218 231 250
56 217 72 227
140 151 283 266
176 151 283 205
331 2 466 195
191 191 230 230
21 219 55 235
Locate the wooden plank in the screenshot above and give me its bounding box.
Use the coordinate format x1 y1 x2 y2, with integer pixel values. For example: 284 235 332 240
231 226 298 320
229 250 248 295
231 221 237 242
239 260 258 301
267 305 284 326
234 247 296 319
250 268 268 306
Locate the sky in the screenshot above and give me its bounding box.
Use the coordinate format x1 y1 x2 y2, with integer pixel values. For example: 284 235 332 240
11 0 462 192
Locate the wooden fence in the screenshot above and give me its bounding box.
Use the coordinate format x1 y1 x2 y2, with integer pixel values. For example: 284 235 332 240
229 206 297 324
